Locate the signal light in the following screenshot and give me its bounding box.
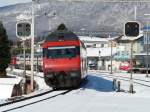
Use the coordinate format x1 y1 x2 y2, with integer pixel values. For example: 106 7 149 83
16 22 31 38
124 21 140 37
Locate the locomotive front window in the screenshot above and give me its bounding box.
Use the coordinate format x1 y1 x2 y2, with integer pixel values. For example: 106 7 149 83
47 46 78 58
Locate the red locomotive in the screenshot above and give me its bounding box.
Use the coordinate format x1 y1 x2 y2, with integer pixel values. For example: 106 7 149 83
42 24 87 88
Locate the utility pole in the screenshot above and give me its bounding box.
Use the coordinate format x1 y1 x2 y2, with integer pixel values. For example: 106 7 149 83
30 0 35 92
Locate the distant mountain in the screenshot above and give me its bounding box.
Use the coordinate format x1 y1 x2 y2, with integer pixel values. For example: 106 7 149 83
0 0 149 40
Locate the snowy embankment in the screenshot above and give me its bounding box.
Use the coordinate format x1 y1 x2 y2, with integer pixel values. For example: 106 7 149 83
0 68 22 100
7 68 50 90
0 68 49 100
0 77 22 100
1 71 150 112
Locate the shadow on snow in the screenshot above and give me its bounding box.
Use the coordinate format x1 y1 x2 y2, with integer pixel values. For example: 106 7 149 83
81 75 114 92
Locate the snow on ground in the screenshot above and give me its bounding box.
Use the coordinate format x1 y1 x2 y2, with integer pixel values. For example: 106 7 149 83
0 68 49 100
92 70 150 96
34 72 50 90
1 71 150 112
9 69 50 90
0 72 22 100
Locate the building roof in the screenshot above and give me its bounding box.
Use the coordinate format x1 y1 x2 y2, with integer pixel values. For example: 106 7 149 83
79 36 109 43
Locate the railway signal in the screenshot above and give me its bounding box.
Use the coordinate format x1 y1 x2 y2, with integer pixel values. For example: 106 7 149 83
124 21 140 37
16 21 31 94
124 21 140 94
16 21 31 39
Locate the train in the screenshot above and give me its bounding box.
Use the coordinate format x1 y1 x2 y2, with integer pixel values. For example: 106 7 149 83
42 24 87 88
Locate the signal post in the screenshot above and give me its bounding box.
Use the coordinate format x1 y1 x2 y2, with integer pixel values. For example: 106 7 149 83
16 21 31 94
124 21 140 93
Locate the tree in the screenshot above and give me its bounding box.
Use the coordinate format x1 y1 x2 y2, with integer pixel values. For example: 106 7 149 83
0 22 11 77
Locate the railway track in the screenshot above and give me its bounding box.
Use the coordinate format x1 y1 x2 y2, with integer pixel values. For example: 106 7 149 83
0 89 72 112
1 69 73 111
0 89 54 107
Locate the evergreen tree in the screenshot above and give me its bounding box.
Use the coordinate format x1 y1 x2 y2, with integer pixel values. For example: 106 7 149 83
0 22 11 77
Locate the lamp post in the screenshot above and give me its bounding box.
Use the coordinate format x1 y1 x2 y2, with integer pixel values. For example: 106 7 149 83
144 13 150 78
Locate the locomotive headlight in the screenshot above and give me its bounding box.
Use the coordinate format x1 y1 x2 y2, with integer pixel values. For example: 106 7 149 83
47 72 54 78
70 72 78 77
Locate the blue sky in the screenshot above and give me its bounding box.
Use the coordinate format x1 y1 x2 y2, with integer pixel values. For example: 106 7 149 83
0 0 31 7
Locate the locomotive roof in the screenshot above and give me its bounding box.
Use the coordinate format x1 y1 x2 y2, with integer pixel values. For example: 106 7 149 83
45 29 79 42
